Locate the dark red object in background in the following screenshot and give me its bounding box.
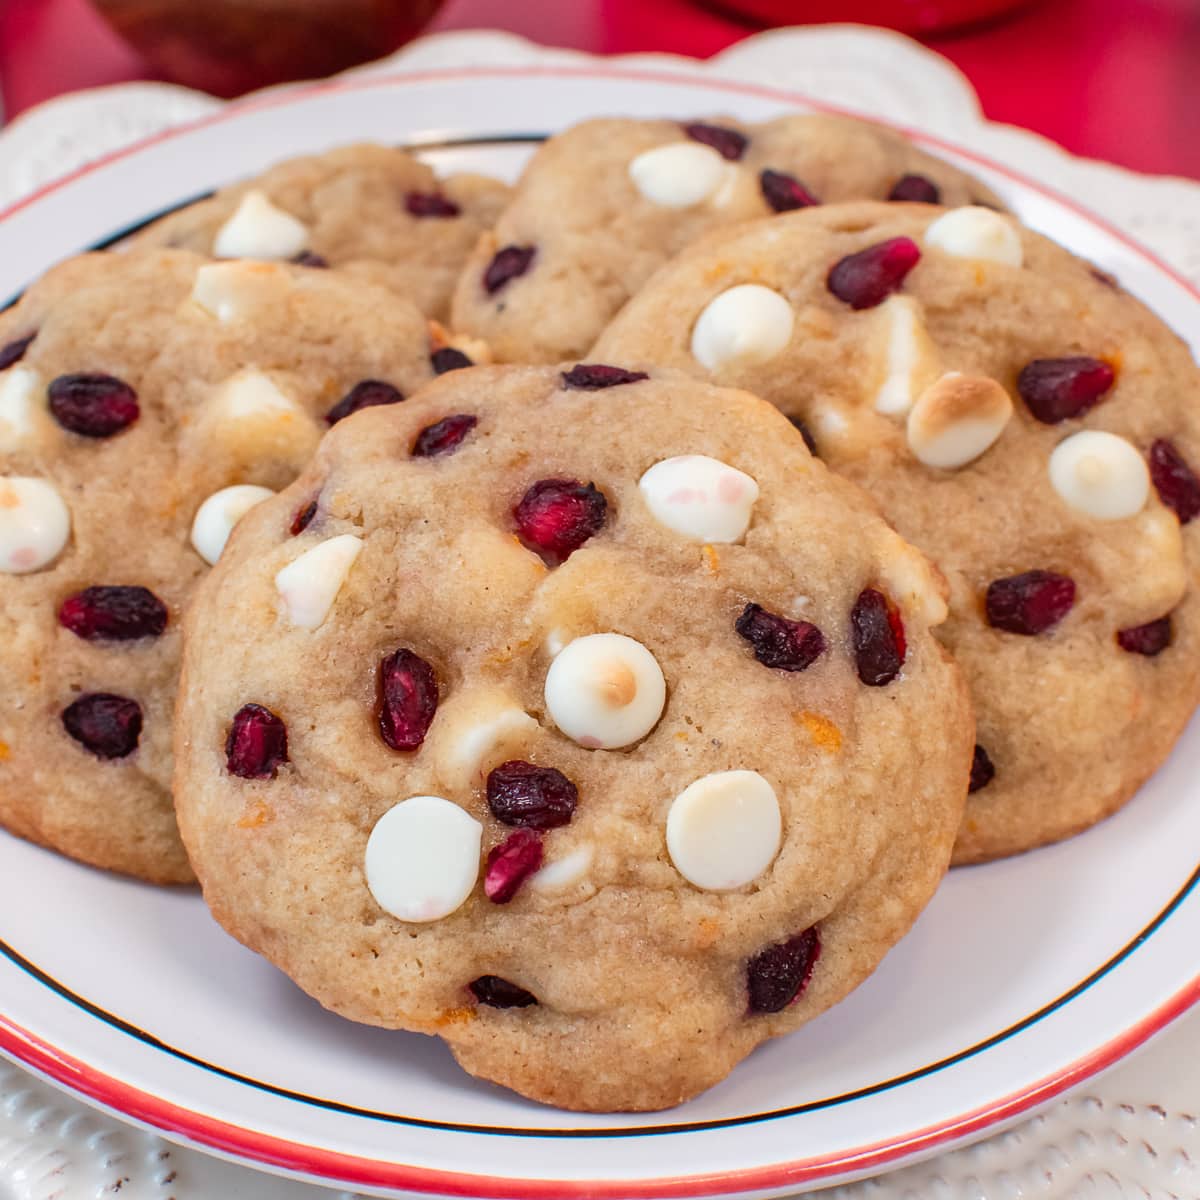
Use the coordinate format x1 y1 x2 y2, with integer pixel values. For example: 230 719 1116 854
0 0 1197 181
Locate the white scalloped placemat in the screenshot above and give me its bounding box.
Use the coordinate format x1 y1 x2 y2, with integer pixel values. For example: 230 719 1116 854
1 25 1198 1200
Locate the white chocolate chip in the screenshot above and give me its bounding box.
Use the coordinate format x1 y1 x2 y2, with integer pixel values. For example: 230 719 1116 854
544 628 570 658
879 535 949 627
530 843 595 893
191 261 290 323
691 284 794 372
274 533 363 628
873 296 940 416
0 476 70 574
0 367 42 450
364 795 482 923
190 484 274 566
628 142 734 208
213 190 309 260
906 372 1013 469
197 369 319 465
925 207 1023 268
666 770 782 891
1049 430 1150 520
431 689 539 793
639 455 759 543
544 633 666 750
210 369 301 421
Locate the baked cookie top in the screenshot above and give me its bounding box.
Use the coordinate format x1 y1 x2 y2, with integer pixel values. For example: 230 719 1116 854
0 248 441 882
593 200 1200 862
130 143 510 321
174 363 971 1111
449 113 999 363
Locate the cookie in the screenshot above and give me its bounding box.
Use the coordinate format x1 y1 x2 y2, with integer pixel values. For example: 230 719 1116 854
173 363 972 1110
130 143 510 321
592 200 1200 862
0 248 442 882
449 114 999 363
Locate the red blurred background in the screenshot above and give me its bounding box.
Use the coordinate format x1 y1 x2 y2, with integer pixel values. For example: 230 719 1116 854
1 0 1198 180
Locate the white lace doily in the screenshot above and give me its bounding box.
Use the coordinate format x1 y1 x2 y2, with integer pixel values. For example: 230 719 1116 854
0 25 1198 1200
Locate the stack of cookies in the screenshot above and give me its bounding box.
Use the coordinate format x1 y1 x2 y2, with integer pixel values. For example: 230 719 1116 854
1 115 1197 1112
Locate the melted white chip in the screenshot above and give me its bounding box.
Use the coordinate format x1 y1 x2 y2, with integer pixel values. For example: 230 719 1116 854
691 284 794 372
0 476 70 574
0 366 42 449
213 189 309 260
628 142 733 208
666 770 782 891
190 484 274 566
544 633 666 749
530 843 595 893
275 533 364 628
874 296 938 417
639 454 759 543
365 796 482 923
191 261 288 323
924 207 1023 268
439 702 538 793
906 372 1013 469
1049 430 1150 520
210 369 302 422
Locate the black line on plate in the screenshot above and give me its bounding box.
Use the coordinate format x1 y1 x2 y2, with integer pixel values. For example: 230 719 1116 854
1 860 1196 1139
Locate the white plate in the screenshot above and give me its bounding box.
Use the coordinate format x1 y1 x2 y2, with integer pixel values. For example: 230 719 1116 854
1 61 1198 1200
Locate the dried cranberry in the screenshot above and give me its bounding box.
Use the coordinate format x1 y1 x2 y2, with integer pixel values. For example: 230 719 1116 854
985 570 1076 635
325 380 404 426
484 829 544 903
58 586 167 641
290 499 318 535
560 363 648 390
788 415 817 456
827 237 921 309
290 251 328 268
412 413 477 458
225 703 288 779
48 373 139 438
1090 266 1119 289
0 332 35 370
1148 439 1200 524
487 760 577 829
968 744 995 793
378 649 438 752
747 927 821 1014
1117 616 1172 656
887 174 941 203
483 245 535 295
513 478 607 565
1017 357 1114 424
759 169 819 212
850 589 906 686
430 347 473 375
683 122 748 161
735 603 825 672
62 693 142 759
469 975 538 1008
405 191 461 218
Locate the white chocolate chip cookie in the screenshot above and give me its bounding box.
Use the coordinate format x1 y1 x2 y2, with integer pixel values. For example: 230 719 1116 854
593 200 1200 862
449 114 1000 363
130 143 511 322
174 363 972 1111
0 248 438 882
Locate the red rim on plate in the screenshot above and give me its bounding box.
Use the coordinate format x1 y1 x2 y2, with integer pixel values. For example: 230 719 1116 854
1 62 1198 1198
